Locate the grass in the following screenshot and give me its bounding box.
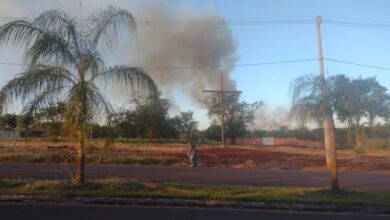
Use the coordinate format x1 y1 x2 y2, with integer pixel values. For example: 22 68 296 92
0 178 389 207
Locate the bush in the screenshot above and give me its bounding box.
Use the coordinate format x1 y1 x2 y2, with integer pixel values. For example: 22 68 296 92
364 139 390 150
162 158 177 166
137 157 160 165
354 147 365 154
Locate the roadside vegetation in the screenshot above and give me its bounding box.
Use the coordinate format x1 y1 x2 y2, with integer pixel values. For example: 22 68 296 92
0 5 389 195
0 178 389 208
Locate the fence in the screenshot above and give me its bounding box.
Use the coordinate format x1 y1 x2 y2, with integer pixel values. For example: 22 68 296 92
232 137 323 149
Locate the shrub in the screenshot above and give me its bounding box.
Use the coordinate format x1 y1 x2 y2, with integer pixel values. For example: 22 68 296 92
162 158 177 166
354 147 365 154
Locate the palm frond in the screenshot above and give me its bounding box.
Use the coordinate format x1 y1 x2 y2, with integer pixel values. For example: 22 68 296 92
0 65 75 112
63 82 91 137
87 5 136 50
290 73 333 126
290 96 323 124
93 65 158 96
32 10 82 60
22 86 68 117
91 85 113 123
33 9 74 37
0 20 44 49
82 49 104 79
24 33 77 68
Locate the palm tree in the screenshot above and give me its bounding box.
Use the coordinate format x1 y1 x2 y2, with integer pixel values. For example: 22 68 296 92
0 6 158 183
290 74 339 191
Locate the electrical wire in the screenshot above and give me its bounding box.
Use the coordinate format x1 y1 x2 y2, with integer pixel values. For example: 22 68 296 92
2 14 390 29
0 58 318 70
324 58 390 70
1 58 390 71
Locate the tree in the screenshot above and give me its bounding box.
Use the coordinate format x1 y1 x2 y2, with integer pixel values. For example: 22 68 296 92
131 93 170 140
110 109 137 139
174 111 199 141
35 101 66 137
0 6 158 183
333 75 390 147
0 114 17 128
290 74 339 191
204 124 221 141
207 93 262 144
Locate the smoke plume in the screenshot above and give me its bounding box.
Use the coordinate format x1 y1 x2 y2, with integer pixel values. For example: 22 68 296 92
253 104 291 130
120 4 237 104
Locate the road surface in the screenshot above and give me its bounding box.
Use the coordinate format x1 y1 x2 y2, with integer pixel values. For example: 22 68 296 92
0 203 388 220
0 163 389 190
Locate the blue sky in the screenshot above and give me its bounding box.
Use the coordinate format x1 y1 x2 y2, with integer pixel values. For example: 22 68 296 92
1 0 390 129
197 0 390 104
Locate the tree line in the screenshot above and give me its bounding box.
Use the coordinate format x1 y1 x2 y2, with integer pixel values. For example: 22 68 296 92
290 73 390 191
0 91 261 145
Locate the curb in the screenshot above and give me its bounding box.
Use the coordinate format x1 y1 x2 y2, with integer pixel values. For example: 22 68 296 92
0 195 389 215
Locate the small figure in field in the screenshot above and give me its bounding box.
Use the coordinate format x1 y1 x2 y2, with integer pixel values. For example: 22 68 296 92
186 142 198 167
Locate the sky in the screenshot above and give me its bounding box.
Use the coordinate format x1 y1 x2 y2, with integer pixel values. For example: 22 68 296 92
1 0 390 130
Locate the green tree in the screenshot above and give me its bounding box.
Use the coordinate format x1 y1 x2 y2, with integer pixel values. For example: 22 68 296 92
207 93 262 144
131 93 170 140
0 6 157 183
290 74 339 191
333 75 390 147
204 124 221 141
35 101 66 137
175 111 199 141
0 114 17 128
110 109 137 139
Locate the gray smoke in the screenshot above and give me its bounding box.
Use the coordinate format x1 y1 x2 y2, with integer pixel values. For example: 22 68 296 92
118 4 237 104
253 104 291 130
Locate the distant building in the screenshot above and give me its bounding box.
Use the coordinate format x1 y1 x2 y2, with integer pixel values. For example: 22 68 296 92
0 128 19 139
0 128 45 139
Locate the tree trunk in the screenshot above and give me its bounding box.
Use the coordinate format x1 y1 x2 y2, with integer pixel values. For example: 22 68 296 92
323 115 332 169
230 136 236 145
323 115 339 191
75 136 86 183
355 117 361 148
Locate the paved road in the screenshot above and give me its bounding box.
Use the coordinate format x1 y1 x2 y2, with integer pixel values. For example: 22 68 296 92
0 203 388 220
0 163 389 190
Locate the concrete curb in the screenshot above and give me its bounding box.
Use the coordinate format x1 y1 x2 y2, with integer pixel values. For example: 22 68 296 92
0 195 389 215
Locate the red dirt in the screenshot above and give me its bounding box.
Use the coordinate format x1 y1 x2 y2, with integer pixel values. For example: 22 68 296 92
0 140 389 172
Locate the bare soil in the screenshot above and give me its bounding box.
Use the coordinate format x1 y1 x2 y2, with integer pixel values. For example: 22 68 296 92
0 139 389 172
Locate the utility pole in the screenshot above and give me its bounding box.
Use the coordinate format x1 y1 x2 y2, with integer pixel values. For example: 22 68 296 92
203 74 241 147
316 16 325 77
315 16 339 191
316 15 330 165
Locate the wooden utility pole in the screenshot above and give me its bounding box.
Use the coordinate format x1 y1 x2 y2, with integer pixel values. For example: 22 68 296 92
316 16 339 191
203 74 241 147
316 16 325 77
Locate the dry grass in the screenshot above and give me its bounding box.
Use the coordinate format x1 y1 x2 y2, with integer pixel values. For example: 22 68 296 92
0 139 389 172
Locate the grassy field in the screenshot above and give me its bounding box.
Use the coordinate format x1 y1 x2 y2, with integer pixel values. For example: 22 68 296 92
0 139 389 172
0 178 389 207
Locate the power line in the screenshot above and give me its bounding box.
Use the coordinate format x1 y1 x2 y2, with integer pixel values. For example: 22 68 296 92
324 58 390 70
323 19 390 30
0 62 24 66
142 58 318 70
2 58 390 71
136 19 314 26
0 58 318 70
0 15 314 26
3 14 390 29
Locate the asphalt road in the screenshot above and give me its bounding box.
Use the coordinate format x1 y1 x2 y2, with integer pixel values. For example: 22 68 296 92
0 163 389 190
0 203 388 220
